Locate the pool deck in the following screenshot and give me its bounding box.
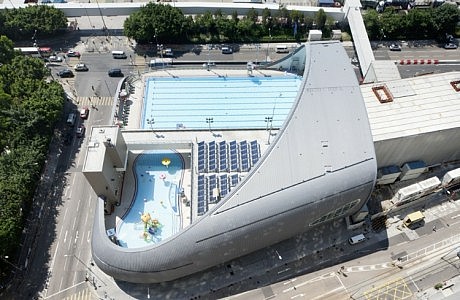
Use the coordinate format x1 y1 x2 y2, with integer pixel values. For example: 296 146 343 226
105 68 285 236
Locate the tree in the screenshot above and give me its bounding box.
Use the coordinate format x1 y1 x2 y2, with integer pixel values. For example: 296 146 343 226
315 9 327 30
124 3 189 44
1 6 67 40
0 36 64 266
431 4 459 37
362 10 382 40
0 35 15 64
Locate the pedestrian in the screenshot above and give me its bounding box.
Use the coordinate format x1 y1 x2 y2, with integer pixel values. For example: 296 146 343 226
91 85 94 91
433 225 437 231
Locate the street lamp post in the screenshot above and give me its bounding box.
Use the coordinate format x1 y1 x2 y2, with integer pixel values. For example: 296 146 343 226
265 116 273 145
146 118 155 137
266 27 272 63
206 117 214 132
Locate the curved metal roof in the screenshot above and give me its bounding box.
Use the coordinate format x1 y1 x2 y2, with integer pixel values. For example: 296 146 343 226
92 41 377 283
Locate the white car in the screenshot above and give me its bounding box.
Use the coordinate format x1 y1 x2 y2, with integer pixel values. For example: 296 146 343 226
444 43 458 50
74 63 89 71
49 56 63 62
389 44 402 51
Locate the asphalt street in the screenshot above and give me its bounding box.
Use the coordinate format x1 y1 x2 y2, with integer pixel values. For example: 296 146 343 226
2 29 459 300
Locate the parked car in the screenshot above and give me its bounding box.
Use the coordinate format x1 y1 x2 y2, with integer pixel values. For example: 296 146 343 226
163 48 174 57
389 43 402 51
80 107 89 119
49 56 63 62
444 43 458 50
221 46 233 54
74 63 89 71
66 50 80 58
108 68 123 77
76 124 85 137
57 69 74 78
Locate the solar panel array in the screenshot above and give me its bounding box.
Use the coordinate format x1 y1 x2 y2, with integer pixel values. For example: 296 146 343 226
198 140 260 174
195 140 261 216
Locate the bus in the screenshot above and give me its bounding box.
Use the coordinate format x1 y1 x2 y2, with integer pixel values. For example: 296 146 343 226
14 47 52 58
14 47 41 57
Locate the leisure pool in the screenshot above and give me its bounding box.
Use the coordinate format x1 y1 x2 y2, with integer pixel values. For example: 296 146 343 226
116 151 184 248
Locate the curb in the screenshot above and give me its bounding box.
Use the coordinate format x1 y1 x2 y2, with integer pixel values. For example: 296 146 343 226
398 59 439 65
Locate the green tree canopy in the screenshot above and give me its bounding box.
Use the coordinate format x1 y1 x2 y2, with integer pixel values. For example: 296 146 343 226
0 35 15 64
1 5 67 40
0 36 64 266
124 3 188 44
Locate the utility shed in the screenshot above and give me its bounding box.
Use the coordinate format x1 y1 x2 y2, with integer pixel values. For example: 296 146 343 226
418 176 441 195
361 72 460 167
393 183 422 205
399 161 427 181
376 165 401 185
442 168 460 187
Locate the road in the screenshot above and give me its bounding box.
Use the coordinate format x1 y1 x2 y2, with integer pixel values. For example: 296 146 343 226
232 200 460 300
4 38 459 300
42 101 114 300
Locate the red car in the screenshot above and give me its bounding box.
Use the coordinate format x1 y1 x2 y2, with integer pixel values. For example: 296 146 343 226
66 50 81 58
80 107 89 119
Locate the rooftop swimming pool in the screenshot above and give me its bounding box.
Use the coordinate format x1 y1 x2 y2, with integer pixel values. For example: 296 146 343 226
142 75 302 130
116 151 184 248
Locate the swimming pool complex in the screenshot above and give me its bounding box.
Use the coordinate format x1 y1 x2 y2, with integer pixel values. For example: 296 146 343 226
116 151 184 248
142 75 302 130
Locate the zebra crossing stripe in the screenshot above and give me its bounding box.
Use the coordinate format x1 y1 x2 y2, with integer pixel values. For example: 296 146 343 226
75 96 113 106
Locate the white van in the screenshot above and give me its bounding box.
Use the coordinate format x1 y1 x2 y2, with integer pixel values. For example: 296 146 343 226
112 50 127 59
348 234 366 245
276 44 289 53
66 113 76 126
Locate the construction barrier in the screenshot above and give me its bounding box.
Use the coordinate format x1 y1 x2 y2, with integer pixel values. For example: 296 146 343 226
399 59 439 65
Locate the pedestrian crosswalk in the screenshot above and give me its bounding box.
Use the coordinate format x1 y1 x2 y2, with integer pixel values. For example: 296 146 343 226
76 96 113 106
62 288 95 300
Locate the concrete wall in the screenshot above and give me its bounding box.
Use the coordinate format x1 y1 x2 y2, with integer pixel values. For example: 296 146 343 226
374 127 460 168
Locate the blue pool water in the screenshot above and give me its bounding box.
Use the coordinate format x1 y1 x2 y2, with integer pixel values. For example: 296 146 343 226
117 151 184 248
142 75 302 130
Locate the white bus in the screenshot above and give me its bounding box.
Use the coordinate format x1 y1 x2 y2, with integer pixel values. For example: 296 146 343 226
14 47 41 58
148 58 173 68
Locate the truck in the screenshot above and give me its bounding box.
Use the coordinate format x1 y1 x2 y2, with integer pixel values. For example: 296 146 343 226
403 211 425 228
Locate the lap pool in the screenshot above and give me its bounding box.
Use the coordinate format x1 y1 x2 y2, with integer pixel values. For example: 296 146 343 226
116 151 184 248
142 75 302 130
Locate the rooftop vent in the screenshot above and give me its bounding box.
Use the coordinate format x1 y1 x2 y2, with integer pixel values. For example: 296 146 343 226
451 80 460 92
99 129 105 133
372 85 393 103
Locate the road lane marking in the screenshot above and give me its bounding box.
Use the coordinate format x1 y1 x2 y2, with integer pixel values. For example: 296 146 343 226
311 287 344 300
64 230 68 243
87 230 91 243
49 241 59 273
43 281 87 299
72 216 77 230
75 230 79 244
77 198 81 212
63 207 68 220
